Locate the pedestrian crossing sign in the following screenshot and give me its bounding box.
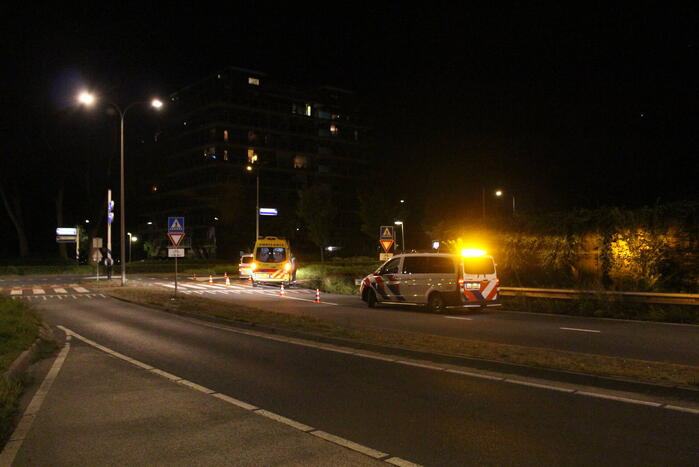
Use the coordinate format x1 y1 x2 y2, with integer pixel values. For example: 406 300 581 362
168 217 185 233
380 226 394 239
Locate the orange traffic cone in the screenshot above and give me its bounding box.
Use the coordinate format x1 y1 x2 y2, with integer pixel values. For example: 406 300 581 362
208 274 214 285
225 273 230 286
314 289 321 303
280 283 286 296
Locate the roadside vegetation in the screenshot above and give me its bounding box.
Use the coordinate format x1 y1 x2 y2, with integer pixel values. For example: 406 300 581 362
296 257 380 295
0 296 40 445
108 287 699 388
503 296 699 325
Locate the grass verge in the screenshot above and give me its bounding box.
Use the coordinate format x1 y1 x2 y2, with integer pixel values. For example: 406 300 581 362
0 296 40 446
296 260 379 295
107 287 699 389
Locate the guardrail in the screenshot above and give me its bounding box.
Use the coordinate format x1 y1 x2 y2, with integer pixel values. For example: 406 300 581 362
499 287 699 306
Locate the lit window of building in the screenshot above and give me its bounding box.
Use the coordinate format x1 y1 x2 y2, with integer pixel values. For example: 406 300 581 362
305 104 312 116
223 150 229 161
223 130 229 142
293 155 308 168
248 77 260 86
247 148 258 164
330 124 338 135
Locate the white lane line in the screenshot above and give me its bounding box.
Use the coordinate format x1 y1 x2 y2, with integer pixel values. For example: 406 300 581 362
54 288 68 294
397 361 444 371
73 287 90 294
156 283 177 289
664 405 699 415
212 393 258 411
310 430 389 459
32 288 45 295
177 379 215 394
255 409 314 432
560 327 601 333
57 326 416 465
445 316 473 320
386 457 422 467
504 379 575 393
444 368 505 381
0 342 70 466
10 289 22 295
281 295 339 306
575 391 661 407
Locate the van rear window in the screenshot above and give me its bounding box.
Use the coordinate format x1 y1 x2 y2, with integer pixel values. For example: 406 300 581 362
241 256 254 264
256 247 286 263
462 257 495 274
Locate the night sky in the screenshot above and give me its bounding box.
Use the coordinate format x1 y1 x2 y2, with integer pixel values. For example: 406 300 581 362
3 4 698 255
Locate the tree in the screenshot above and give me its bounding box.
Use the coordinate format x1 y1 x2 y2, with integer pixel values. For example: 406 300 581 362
297 184 335 262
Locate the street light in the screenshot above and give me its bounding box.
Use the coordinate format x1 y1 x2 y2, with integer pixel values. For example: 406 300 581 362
78 91 163 285
394 220 405 253
127 232 138 263
495 189 516 215
246 164 260 238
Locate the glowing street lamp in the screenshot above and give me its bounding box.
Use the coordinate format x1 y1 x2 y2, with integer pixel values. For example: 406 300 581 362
394 220 405 253
495 189 516 215
78 91 163 285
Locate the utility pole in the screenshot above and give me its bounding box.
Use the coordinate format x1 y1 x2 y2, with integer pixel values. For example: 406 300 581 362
107 189 113 265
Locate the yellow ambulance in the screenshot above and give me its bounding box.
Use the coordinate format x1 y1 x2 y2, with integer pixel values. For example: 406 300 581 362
250 236 294 286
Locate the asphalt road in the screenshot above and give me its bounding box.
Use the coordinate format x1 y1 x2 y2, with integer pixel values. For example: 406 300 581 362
3 273 699 366
29 295 699 465
135 275 699 366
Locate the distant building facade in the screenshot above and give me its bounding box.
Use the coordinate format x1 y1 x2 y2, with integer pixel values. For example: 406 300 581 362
138 67 368 258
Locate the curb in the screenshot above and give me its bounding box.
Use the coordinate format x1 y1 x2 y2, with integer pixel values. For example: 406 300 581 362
106 292 699 402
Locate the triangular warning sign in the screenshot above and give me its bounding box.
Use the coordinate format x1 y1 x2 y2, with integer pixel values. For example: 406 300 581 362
170 219 183 231
168 233 185 247
382 228 392 238
380 239 394 253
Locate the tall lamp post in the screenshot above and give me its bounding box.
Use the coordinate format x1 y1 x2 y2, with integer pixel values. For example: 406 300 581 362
246 165 260 238
495 189 516 216
394 220 405 253
78 92 163 285
127 232 138 263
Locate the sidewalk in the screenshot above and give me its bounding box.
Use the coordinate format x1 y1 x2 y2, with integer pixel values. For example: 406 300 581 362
3 338 380 466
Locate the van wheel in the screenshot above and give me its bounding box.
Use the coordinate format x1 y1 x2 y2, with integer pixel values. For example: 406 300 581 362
367 290 377 308
427 293 445 313
251 280 257 288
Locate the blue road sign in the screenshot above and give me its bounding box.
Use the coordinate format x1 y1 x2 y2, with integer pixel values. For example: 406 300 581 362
168 217 185 233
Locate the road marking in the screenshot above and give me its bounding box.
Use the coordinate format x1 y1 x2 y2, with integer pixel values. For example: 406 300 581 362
664 405 699 415
73 287 89 293
310 430 389 459
32 288 45 295
54 288 68 294
575 391 661 407
10 289 22 295
58 326 422 466
397 360 444 371
255 409 314 432
212 393 258 411
386 457 422 467
445 316 473 320
504 379 575 393
560 327 601 333
0 342 70 466
177 379 215 394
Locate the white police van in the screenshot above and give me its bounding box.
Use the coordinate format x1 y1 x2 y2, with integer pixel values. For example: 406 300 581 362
359 250 500 312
